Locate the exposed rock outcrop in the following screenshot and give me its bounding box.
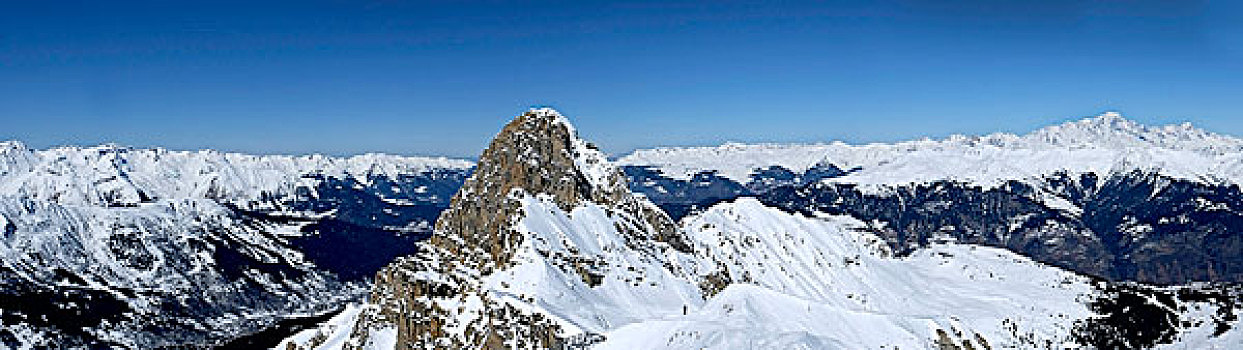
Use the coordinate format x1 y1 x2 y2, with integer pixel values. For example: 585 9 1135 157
348 108 692 349
431 108 682 274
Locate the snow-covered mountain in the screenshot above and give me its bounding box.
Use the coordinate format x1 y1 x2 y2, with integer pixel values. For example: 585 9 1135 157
619 113 1243 285
0 142 473 348
330 108 694 349
0 141 470 207
6 110 1242 349
611 198 1240 350
619 112 1243 188
283 109 1242 350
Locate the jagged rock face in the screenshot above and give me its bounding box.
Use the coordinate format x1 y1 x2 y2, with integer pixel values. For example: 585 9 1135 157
355 109 690 350
354 254 565 350
431 108 679 274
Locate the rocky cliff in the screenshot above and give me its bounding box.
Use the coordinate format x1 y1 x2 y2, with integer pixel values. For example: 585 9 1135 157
431 108 683 274
343 108 694 349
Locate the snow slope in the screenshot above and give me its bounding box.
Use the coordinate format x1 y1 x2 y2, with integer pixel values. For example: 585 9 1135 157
618 113 1243 190
273 304 369 350
478 195 705 336
603 198 1099 349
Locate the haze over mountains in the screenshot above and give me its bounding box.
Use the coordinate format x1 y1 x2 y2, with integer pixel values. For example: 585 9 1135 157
2 110 1241 349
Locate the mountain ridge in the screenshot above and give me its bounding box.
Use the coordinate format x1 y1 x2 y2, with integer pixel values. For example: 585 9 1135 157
4 109 1243 348
619 112 1243 188
0 140 472 203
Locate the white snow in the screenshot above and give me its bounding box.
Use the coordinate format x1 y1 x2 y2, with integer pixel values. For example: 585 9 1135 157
618 113 1243 191
272 304 366 350
593 198 1096 349
0 141 453 347
478 194 706 335
0 141 473 207
1152 301 1243 350
275 304 395 350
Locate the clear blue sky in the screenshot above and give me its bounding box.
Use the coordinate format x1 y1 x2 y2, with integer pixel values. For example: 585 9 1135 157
2 1 1241 158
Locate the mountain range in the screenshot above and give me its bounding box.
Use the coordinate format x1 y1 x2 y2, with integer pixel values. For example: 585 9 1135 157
2 110 1241 349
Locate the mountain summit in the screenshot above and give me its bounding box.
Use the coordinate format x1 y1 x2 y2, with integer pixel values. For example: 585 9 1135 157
433 108 683 273
344 109 695 349
1003 112 1243 152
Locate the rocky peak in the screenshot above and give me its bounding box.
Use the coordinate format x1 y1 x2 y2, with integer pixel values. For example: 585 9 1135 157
431 108 682 274
458 107 628 208
347 109 691 349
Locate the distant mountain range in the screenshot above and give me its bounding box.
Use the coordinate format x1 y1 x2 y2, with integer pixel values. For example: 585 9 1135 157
619 113 1243 285
0 142 471 348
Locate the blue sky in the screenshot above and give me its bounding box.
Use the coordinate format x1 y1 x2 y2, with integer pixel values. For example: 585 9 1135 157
2 1 1241 158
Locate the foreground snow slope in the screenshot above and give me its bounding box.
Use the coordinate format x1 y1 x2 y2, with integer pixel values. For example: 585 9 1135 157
603 198 1099 349
619 112 1243 190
